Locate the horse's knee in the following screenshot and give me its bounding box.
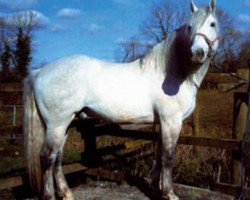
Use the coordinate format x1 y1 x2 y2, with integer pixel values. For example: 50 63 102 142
40 127 66 169
40 148 57 170
162 149 175 167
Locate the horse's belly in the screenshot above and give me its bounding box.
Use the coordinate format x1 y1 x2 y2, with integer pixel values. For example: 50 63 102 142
85 99 154 123
84 71 156 123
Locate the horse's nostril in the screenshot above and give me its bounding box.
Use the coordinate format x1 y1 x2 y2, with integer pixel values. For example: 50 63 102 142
196 48 205 59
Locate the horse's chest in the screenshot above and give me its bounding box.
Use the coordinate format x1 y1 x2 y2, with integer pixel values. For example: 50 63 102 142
179 94 196 120
158 86 197 120
175 85 197 120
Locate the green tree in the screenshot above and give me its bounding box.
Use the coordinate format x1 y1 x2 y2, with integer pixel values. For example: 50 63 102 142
0 42 11 82
0 11 37 82
14 27 31 79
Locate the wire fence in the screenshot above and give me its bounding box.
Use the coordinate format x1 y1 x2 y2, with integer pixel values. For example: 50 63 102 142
0 105 23 142
0 105 23 126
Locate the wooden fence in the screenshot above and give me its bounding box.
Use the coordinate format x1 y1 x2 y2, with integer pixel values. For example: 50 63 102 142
0 120 249 198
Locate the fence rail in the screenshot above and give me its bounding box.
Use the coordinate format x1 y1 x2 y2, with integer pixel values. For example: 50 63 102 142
2 122 249 151
0 83 22 92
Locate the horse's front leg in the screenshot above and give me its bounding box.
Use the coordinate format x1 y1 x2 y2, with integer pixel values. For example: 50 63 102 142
160 114 182 200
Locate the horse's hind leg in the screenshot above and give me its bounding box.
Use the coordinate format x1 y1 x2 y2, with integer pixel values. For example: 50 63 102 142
40 123 74 200
54 134 74 200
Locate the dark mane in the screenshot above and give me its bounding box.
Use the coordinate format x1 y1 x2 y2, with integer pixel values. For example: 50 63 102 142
140 7 216 81
165 7 213 79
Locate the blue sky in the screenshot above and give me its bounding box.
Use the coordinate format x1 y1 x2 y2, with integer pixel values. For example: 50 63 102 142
0 0 249 66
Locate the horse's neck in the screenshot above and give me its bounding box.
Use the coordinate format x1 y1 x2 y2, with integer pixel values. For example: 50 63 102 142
140 40 168 75
140 32 210 89
192 60 210 88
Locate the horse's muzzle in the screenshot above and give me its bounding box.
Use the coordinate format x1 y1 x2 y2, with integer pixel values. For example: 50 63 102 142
191 48 207 64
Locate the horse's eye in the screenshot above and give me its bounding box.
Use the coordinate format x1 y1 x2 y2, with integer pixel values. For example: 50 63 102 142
210 22 216 28
188 25 192 31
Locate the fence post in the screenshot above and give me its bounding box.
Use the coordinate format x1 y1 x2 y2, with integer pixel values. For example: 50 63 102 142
13 105 16 126
9 105 17 144
79 119 102 167
232 67 250 186
193 107 200 137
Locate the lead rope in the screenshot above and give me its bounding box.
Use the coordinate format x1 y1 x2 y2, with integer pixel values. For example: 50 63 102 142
211 64 250 83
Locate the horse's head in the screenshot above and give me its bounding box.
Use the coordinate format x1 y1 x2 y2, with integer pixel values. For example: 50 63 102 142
186 0 220 65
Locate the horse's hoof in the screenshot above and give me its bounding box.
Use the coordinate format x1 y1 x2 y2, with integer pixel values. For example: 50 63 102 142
59 189 75 200
163 189 179 200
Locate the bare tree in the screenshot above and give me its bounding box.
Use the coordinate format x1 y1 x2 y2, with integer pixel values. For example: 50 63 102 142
140 0 188 44
114 0 188 63
10 11 38 35
238 39 250 69
114 38 152 63
214 8 243 72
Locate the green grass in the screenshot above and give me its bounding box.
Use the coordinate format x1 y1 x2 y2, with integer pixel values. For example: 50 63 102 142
196 90 233 138
63 148 82 164
0 156 25 174
0 141 24 174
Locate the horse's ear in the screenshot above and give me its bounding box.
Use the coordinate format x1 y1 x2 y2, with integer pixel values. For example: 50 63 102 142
210 0 216 12
190 0 198 13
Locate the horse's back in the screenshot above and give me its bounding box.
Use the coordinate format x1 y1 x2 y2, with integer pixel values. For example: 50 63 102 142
30 55 105 120
33 55 170 122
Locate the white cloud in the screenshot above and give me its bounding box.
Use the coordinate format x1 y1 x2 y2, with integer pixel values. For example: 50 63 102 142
0 0 37 11
3 10 50 30
88 23 104 34
50 24 66 32
238 14 250 24
57 8 82 19
30 10 50 29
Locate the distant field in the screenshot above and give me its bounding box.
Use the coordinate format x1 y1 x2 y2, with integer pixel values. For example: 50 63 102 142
195 90 233 138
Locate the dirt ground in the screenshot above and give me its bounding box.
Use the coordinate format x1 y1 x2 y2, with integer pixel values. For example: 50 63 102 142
72 182 234 200
1 181 234 200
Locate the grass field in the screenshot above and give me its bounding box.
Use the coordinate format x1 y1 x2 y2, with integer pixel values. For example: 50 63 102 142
195 89 233 138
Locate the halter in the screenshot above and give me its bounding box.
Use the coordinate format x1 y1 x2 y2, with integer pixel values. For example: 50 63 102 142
195 33 220 57
195 33 220 48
